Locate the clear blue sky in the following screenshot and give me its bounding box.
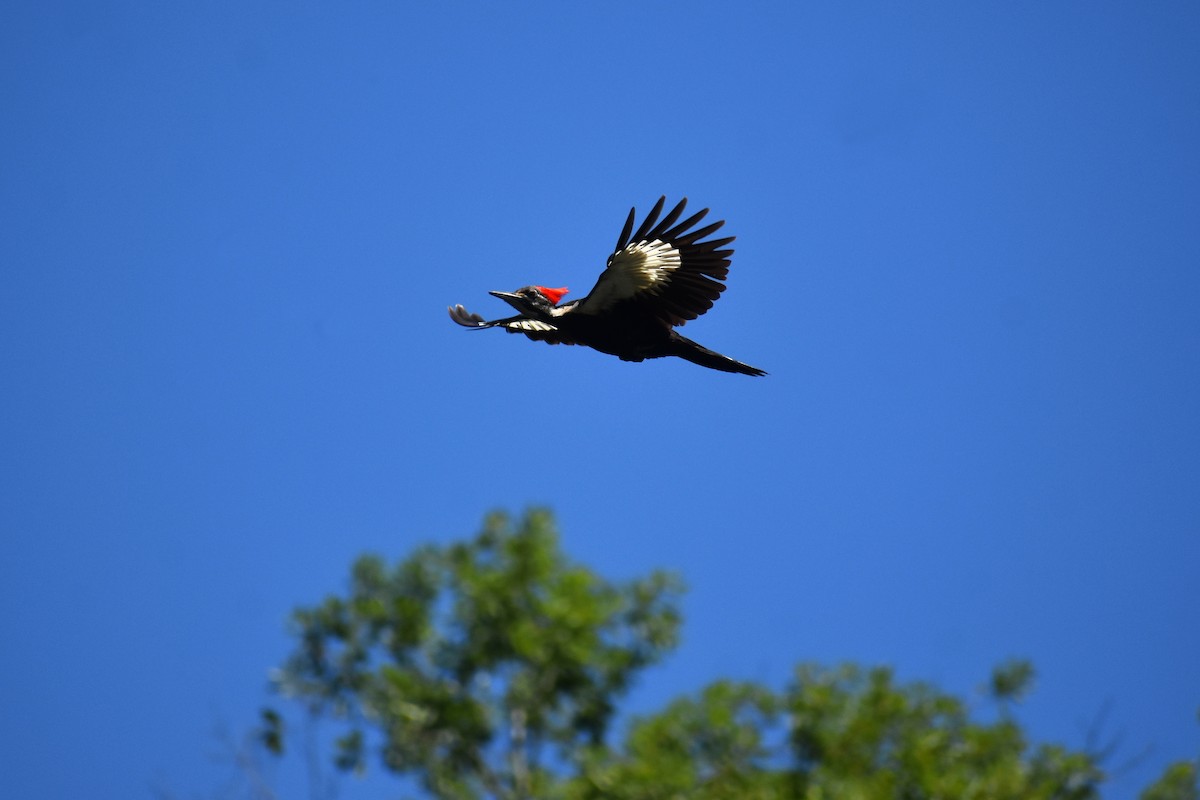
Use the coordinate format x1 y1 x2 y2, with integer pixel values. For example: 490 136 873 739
2 2 1198 798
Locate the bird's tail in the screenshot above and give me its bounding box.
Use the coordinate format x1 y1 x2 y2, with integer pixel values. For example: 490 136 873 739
671 335 766 376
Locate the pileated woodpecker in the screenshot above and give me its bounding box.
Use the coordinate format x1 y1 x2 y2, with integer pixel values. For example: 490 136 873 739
448 197 766 376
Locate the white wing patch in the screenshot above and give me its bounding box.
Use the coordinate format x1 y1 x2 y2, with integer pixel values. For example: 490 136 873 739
579 239 681 314
504 319 558 333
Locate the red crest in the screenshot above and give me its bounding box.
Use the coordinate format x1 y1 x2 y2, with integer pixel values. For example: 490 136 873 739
535 286 569 305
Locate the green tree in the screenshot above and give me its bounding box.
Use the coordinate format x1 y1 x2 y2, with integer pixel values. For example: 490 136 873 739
263 510 1198 800
1140 760 1199 800
569 663 1103 800
269 509 682 800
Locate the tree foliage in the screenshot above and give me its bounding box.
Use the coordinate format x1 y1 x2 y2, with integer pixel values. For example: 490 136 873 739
571 663 1104 800
270 509 681 800
264 510 1197 800
1140 761 1200 800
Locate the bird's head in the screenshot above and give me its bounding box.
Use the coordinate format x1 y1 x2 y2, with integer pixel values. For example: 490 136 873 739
489 285 569 316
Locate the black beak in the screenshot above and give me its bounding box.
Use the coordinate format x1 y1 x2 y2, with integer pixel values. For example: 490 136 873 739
489 291 526 313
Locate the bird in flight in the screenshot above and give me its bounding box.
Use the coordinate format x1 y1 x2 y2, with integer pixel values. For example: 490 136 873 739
448 197 766 376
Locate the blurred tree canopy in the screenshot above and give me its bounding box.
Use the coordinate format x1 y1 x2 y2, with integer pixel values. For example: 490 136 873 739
262 509 1197 800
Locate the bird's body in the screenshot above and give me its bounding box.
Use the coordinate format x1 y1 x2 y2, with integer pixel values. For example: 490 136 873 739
448 197 766 376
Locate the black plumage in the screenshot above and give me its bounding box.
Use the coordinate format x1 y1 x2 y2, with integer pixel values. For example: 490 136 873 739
448 197 766 376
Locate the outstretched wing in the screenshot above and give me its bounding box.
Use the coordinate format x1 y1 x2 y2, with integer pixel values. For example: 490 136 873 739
574 197 735 327
447 304 577 346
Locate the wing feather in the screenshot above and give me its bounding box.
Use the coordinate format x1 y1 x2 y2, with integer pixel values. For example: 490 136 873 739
503 319 576 346
576 197 737 326
448 304 576 345
614 206 636 252
631 195 666 242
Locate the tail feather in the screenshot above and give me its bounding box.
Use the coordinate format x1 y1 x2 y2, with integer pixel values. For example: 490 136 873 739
671 335 766 376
